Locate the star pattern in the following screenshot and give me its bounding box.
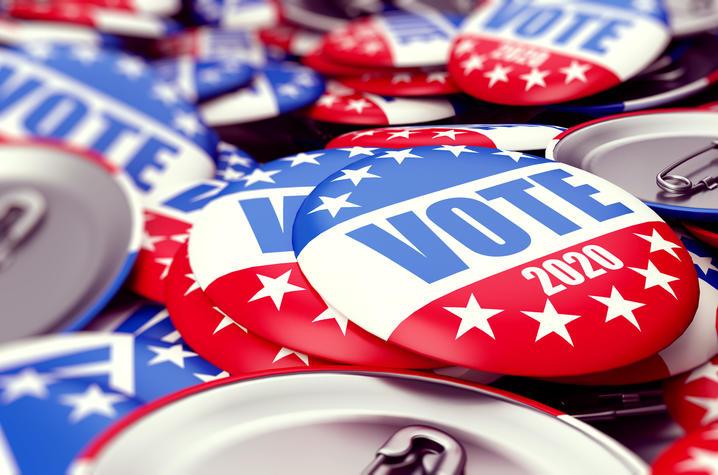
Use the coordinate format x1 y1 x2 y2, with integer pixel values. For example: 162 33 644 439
522 299 581 346
629 260 679 298
635 229 682 259
460 54 486 74
346 98 372 113
60 384 126 423
213 306 248 334
685 360 718 384
685 395 718 426
173 111 204 138
248 270 305 310
241 168 281 187
483 64 512 88
687 248 718 276
333 165 380 186
273 347 310 365
590 286 644 330
312 306 349 335
434 144 479 158
379 148 421 164
338 146 378 158
676 447 718 475
0 368 56 404
309 192 360 217
115 55 145 80
184 273 202 296
281 152 323 167
519 67 549 91
559 61 590 84
444 294 504 339
147 344 198 368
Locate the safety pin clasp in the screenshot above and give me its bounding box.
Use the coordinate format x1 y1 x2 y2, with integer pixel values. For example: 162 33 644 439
0 188 46 269
656 139 718 195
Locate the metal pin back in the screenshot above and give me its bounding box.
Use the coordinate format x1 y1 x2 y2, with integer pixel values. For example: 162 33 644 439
656 139 718 194
0 187 46 268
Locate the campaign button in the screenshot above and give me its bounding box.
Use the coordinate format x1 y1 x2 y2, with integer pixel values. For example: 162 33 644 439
547 109 718 221
0 44 217 201
337 68 461 96
213 140 258 181
326 123 564 150
301 38 381 76
0 16 122 47
259 23 323 57
0 332 226 474
664 355 718 432
0 139 141 339
549 229 718 385
292 145 699 376
188 147 440 368
167 242 331 374
323 10 463 68
305 81 458 125
200 61 325 126
191 0 280 29
652 424 718 475
6 2 182 39
152 56 253 103
448 0 671 105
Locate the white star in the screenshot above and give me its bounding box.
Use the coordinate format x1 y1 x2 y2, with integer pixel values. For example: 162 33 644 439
141 231 165 252
155 257 173 280
635 229 682 259
519 67 549 91
346 98 372 114
213 306 247 334
676 447 718 475
386 129 414 140
312 306 349 335
71 45 100 65
685 360 718 384
362 40 384 55
184 273 201 296
248 270 305 310
434 144 479 158
332 165 380 186
336 36 357 50
432 129 465 140
277 83 301 98
493 149 528 162
460 54 486 74
23 42 53 59
293 72 317 87
217 167 247 181
147 343 197 368
168 233 189 243
590 286 645 330
426 72 449 83
280 152 323 167
559 60 590 84
152 82 180 105
173 111 204 138
629 260 679 298
522 299 581 346
317 94 339 107
0 368 55 404
688 249 718 275
391 73 411 84
273 347 310 365
483 64 512 88
685 395 718 426
115 55 145 80
198 68 222 84
350 129 377 140
221 153 253 168
444 294 504 339
309 192 360 217
454 38 476 55
338 146 377 158
194 371 230 383
60 384 126 423
379 148 421 164
240 168 281 187
632 0 659 13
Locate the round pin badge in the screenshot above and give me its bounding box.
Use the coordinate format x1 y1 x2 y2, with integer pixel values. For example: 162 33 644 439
0 332 226 474
0 139 141 340
7 3 182 39
305 81 459 125
259 24 323 57
550 34 718 116
652 424 718 475
547 109 718 221
448 0 672 105
200 62 325 126
188 147 440 368
191 0 280 29
301 39 378 76
548 230 718 385
337 68 461 96
686 221 718 250
0 17 122 48
292 145 699 376
664 355 718 432
167 242 332 374
152 56 254 103
74 369 647 474
323 10 463 68
326 123 565 150
0 44 217 202
666 0 718 36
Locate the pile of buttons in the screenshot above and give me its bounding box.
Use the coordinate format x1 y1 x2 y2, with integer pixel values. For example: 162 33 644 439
1 0 718 473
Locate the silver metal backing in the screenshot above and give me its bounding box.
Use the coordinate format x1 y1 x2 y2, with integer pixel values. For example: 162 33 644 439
82 371 647 474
